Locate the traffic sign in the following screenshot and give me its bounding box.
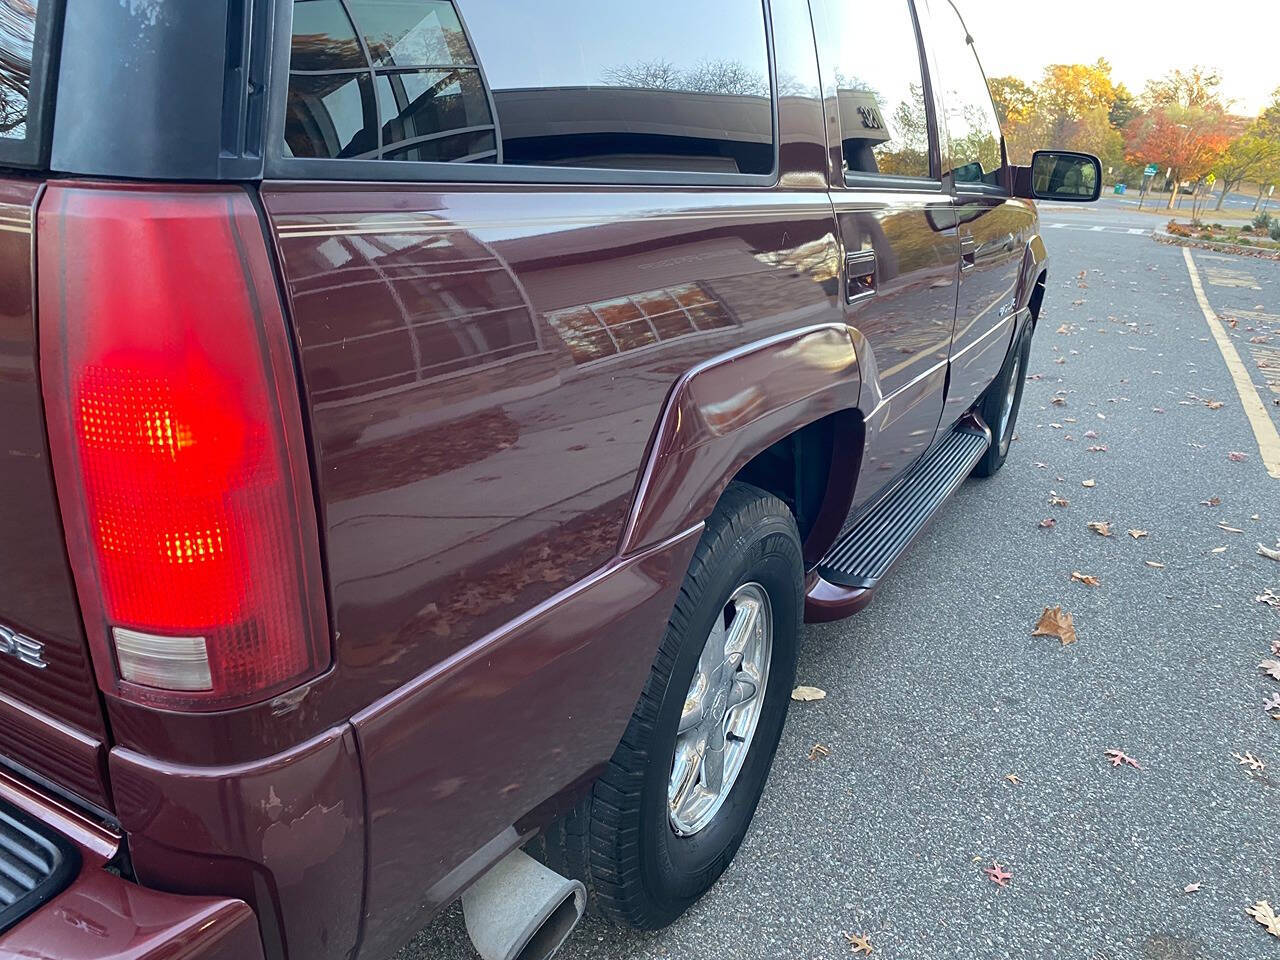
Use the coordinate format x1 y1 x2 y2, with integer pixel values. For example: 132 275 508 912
1144 164 1158 176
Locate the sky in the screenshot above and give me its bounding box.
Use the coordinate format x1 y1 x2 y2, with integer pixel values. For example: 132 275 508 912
958 0 1279 116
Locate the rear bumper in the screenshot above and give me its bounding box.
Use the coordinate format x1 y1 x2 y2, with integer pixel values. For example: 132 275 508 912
0 769 265 960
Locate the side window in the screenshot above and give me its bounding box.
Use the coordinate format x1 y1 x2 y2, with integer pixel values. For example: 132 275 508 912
928 0 1003 187
282 0 776 176
816 0 931 180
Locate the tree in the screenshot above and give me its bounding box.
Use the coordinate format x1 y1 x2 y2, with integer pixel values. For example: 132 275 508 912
1143 67 1225 110
0 0 35 137
1250 88 1280 210
1109 83 1138 131
1125 105 1231 209
1213 130 1280 209
988 75 1042 164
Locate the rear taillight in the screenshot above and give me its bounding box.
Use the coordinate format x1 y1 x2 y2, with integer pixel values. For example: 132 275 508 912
38 184 329 710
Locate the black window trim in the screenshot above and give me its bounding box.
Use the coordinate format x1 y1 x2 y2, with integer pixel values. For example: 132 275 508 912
933 0 1010 199
265 0 782 186
830 0 943 195
0 0 61 169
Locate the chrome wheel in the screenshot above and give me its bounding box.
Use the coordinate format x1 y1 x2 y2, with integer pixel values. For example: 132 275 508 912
668 582 772 837
998 349 1021 454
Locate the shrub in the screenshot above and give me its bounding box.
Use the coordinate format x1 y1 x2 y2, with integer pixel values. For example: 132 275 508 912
1255 212 1273 230
1270 220 1280 242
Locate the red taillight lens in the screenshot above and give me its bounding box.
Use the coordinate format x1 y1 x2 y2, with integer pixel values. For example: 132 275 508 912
38 184 329 710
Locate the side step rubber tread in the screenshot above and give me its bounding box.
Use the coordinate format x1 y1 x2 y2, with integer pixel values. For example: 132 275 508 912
818 428 989 588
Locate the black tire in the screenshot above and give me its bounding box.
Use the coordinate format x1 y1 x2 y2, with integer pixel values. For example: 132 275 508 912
973 318 1033 477
541 482 802 928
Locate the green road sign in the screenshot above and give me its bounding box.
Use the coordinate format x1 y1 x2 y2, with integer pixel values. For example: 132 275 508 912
1144 164 1159 176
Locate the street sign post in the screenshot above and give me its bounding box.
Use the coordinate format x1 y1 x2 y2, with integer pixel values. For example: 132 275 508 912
1144 163 1158 176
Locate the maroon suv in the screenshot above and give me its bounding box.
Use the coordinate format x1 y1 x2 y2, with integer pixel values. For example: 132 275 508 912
0 1 1097 957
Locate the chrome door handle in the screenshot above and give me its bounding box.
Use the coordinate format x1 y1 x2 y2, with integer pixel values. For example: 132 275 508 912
960 236 978 273
845 250 877 304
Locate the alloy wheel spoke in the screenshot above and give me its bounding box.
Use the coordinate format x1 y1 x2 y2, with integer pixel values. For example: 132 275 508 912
701 741 725 794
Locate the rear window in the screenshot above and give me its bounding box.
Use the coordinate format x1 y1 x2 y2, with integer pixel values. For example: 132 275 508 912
0 0 49 166
281 0 775 177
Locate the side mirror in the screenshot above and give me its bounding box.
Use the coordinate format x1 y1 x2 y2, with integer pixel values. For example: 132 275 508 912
1012 150 1102 202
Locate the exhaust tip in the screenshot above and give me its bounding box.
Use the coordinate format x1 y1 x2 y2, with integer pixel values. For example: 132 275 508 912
462 849 586 960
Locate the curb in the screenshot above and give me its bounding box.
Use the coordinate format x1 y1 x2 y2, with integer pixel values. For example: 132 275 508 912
1151 230 1280 261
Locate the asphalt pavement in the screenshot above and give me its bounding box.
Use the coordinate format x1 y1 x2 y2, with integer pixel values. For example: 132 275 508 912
402 206 1280 960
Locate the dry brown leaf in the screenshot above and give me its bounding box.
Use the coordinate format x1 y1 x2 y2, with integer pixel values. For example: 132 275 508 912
1004 773 1022 785
807 743 831 761
1258 588 1280 608
1071 571 1101 587
1049 492 1069 507
1263 692 1280 713
1056 323 1071 333
1088 521 1113 537
1087 444 1108 452
1201 497 1222 506
1233 751 1266 772
1144 560 1166 569
1246 900 1280 939
1106 748 1142 770
983 862 1012 887
1184 882 1201 894
791 685 826 702
1039 518 1057 529
1032 606 1076 646
1051 396 1067 406
1218 522 1244 534
1259 544 1280 562
1229 451 1248 462
1260 660 1280 681
1082 478 1097 488
844 932 873 955
1128 529 1149 539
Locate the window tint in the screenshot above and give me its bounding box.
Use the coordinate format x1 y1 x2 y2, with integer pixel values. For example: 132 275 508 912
0 0 37 142
815 0 931 179
929 0 1003 187
282 0 775 175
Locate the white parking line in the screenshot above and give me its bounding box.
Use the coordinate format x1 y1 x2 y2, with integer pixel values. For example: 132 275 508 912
1182 248 1280 479
1043 222 1150 236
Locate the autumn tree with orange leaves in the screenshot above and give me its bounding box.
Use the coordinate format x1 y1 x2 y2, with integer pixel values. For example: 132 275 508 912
1124 106 1231 209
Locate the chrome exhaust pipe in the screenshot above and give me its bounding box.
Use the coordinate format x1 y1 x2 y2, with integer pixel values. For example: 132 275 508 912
462 849 586 960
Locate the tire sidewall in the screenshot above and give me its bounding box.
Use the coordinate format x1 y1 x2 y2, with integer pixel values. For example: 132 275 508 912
639 512 800 918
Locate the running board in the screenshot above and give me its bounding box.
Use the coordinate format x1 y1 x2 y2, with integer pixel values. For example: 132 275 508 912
817 421 991 591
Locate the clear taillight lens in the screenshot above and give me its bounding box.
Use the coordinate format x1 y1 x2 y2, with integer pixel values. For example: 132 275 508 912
38 184 329 710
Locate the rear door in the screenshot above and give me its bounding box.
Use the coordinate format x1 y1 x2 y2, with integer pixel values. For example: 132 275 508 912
0 1 114 810
924 0 1030 426
811 0 958 509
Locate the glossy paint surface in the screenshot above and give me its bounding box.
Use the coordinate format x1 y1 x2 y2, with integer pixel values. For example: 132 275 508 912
0 177 112 809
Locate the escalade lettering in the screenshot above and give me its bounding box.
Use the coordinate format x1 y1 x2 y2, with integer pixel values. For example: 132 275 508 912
0 624 47 670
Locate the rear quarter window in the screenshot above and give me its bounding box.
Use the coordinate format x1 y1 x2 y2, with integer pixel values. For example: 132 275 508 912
0 0 41 160
279 0 776 179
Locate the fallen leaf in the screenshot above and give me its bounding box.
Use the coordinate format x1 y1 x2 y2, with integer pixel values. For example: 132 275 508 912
1258 588 1280 608
1128 529 1149 539
1144 560 1166 569
1184 882 1201 894
1032 606 1076 646
1087 521 1112 537
1233 751 1265 772
1106 749 1142 770
1004 773 1022 785
983 862 1012 887
844 933 873 955
1051 396 1067 406
1056 323 1071 333
1259 544 1280 562
1084 429 1099 439
791 685 826 702
1201 497 1222 507
807 742 831 761
1211 546 1227 554
1229 451 1248 462
1260 660 1280 681
1071 571 1101 587
1082 479 1097 488
1087 444 1108 452
1263 692 1280 713
1218 523 1244 534
1038 518 1057 529
1049 494 1069 507
1246 900 1280 939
